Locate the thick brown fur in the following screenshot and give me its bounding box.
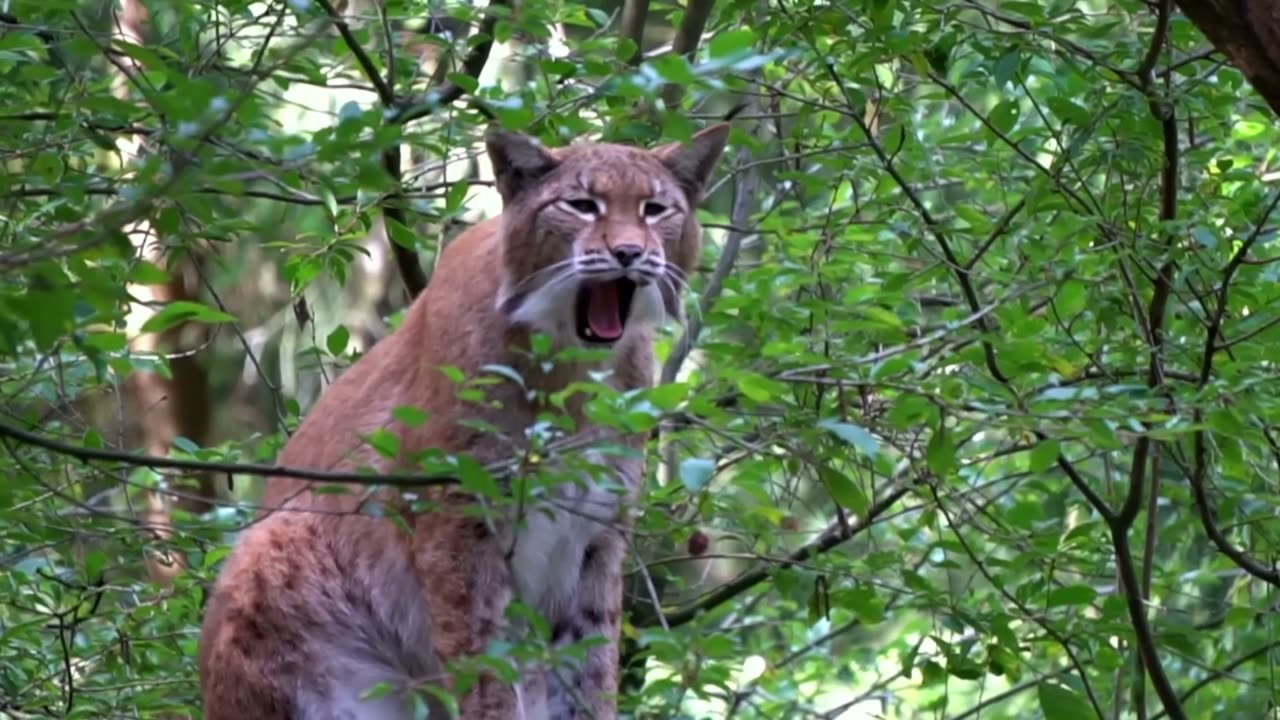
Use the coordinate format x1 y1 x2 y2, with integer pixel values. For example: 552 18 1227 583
198 124 730 720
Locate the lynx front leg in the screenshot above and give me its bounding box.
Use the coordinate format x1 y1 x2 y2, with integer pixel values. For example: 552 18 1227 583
544 533 627 720
544 448 643 720
413 512 524 719
506 431 644 720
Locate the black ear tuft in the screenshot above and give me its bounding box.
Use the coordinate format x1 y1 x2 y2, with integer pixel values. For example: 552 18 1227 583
654 123 731 199
485 127 559 202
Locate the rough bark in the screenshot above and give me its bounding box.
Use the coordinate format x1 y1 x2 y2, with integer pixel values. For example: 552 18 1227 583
1176 1 1280 115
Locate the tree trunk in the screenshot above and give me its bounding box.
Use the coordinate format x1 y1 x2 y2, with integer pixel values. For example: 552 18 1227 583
1176 1 1280 116
111 0 216 586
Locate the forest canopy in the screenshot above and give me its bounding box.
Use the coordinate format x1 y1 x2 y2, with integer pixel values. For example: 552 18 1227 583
3 0 1280 718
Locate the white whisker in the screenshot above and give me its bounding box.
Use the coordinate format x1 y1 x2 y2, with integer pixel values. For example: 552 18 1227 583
507 258 579 296
667 268 700 328
663 267 690 293
657 273 692 328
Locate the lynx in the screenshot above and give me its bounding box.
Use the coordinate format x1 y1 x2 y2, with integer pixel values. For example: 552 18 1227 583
198 123 730 719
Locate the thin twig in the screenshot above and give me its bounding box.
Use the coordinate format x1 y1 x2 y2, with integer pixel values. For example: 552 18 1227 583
654 480 912 628
315 0 394 104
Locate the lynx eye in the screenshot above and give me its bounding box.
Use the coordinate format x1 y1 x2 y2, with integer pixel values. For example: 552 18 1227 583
564 198 601 215
642 201 668 218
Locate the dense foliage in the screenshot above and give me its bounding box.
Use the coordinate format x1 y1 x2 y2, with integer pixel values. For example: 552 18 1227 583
3 0 1279 718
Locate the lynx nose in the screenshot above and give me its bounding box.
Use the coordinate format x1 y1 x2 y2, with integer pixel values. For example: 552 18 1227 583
612 244 644 267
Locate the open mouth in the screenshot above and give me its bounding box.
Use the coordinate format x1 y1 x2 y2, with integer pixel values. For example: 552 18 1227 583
576 278 637 344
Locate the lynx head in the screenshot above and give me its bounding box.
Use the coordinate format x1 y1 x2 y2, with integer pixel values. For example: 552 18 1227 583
486 124 730 348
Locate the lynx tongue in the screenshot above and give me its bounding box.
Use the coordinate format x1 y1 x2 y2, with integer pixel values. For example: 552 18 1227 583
586 281 624 341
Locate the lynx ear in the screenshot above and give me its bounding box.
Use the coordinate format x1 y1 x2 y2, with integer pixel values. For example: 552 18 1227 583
654 123 731 199
485 127 559 202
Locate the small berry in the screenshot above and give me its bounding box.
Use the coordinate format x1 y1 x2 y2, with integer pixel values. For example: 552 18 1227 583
687 530 710 556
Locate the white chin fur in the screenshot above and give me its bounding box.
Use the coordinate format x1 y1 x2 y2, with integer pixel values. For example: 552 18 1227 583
503 279 666 348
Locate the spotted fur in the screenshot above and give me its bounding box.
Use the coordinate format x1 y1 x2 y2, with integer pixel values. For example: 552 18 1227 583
198 124 729 719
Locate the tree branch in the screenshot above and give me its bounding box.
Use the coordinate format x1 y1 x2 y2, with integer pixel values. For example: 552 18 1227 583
1149 640 1280 720
0 419 459 487
660 0 717 106
313 0 508 298
619 0 650 66
316 0 395 105
1136 0 1171 82
388 0 509 125
3 19 328 271
652 481 911 628
804 19 1191 718
660 139 757 385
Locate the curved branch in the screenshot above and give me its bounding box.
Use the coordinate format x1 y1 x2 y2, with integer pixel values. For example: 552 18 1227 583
1136 0 1171 83
653 481 911 628
316 0 395 104
1189 431 1280 586
1188 190 1280 588
388 0 509 125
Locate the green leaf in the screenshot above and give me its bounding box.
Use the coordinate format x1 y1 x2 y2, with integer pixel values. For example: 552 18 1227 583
1045 95 1090 126
364 428 400 460
1056 279 1087 317
385 217 421 251
83 332 127 352
1029 439 1059 472
82 429 104 449
392 405 429 428
1046 585 1098 608
989 99 1020 134
836 584 884 624
128 260 173 285
818 465 869 516
153 206 182 236
648 55 696 84
647 383 689 411
817 419 880 457
679 458 715 493
737 372 786 402
139 301 235 333
992 48 1022 87
707 29 756 59
32 152 63 181
445 73 478 94
926 425 956 477
83 550 107 581
1038 682 1098 719
457 454 501 498
326 325 350 356
445 180 470 213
